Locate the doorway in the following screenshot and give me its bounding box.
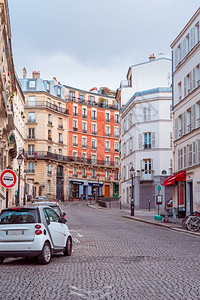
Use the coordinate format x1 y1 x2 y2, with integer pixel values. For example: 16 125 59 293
105 185 110 197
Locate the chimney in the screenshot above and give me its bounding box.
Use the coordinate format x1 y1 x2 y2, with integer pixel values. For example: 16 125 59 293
23 67 27 79
149 53 156 61
53 77 57 85
32 70 40 79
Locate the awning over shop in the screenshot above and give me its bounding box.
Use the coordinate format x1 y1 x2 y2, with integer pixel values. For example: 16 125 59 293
163 171 186 186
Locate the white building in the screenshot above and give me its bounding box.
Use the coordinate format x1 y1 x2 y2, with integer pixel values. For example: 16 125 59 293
169 8 200 215
116 57 173 209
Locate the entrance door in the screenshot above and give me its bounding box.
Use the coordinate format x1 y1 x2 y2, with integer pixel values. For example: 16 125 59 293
188 182 193 214
105 185 110 197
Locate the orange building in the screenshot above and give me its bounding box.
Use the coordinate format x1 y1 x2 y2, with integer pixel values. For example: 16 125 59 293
64 86 119 200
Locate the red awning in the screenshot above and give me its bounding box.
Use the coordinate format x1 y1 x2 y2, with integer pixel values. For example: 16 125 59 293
163 171 186 186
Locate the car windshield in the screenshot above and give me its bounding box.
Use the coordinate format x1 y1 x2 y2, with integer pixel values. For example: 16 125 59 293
0 209 37 224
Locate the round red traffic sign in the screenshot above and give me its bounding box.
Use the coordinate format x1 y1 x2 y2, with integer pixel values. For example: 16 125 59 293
0 169 17 189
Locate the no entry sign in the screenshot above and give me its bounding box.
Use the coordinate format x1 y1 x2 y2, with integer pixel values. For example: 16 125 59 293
0 169 17 189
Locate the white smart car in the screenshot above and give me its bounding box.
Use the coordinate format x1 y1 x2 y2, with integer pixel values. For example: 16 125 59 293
0 206 72 264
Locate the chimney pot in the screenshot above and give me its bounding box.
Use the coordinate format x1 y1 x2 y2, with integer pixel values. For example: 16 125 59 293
32 71 40 79
23 67 27 79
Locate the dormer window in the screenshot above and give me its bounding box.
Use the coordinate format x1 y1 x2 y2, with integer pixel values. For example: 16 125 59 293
47 81 50 92
57 87 61 97
29 80 36 89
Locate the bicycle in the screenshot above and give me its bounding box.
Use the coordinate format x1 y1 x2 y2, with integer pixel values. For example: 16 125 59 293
186 213 200 231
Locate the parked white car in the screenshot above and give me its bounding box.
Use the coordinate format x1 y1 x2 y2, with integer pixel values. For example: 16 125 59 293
0 206 72 264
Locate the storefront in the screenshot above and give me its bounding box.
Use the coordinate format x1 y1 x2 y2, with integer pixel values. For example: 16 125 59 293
163 171 186 216
113 182 119 197
69 179 103 200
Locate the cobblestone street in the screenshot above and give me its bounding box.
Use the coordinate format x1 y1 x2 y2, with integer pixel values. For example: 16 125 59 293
1 201 200 300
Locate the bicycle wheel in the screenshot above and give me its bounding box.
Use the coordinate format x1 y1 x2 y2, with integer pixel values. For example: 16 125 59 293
186 218 200 231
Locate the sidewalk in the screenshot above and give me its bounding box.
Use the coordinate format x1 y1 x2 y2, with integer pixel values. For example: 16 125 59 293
87 201 200 237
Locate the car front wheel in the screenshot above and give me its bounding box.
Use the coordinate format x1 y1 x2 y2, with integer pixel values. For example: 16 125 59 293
0 257 4 264
63 237 72 256
38 242 51 264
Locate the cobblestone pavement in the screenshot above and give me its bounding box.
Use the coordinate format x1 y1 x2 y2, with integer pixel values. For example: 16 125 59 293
1 201 200 300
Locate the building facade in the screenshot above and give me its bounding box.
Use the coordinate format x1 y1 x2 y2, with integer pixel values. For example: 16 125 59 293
20 71 69 201
170 8 200 215
0 0 16 210
64 86 119 200
116 57 173 209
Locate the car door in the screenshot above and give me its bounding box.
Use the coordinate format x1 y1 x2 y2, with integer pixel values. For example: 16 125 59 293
43 208 66 248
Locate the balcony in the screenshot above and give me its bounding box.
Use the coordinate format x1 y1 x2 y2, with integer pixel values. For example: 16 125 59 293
73 112 78 117
115 149 119 153
92 175 97 179
83 175 87 178
105 118 110 123
27 135 35 140
144 144 151 149
91 159 96 164
92 146 97 150
114 176 119 181
92 116 97 121
58 140 63 144
105 176 110 180
140 170 154 181
27 169 35 174
48 170 52 175
115 119 119 124
188 124 191 132
73 143 78 147
25 101 69 115
73 127 78 131
82 129 87 133
115 134 119 138
28 118 36 124
105 132 110 137
82 144 87 149
48 137 52 141
65 96 119 110
58 124 63 129
92 131 97 135
82 114 87 119
105 148 110 152
48 121 52 126
115 161 119 166
73 174 78 177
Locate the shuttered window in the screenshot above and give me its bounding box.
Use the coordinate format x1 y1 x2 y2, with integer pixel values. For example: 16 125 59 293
193 141 196 165
151 132 155 148
184 77 187 97
184 146 187 168
175 118 178 139
193 68 196 90
138 134 142 149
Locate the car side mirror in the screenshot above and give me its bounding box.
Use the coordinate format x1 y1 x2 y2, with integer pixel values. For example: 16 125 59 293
62 212 66 217
60 217 67 224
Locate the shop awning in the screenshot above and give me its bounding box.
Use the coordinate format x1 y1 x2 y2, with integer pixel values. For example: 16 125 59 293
163 171 186 186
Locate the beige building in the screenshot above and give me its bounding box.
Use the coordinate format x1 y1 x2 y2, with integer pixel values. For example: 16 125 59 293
169 8 200 215
0 0 16 210
20 71 69 201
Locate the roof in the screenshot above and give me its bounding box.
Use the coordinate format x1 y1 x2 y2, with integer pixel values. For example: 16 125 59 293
121 87 172 113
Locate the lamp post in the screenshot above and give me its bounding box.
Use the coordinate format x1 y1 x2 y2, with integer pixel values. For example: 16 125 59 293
130 166 135 216
17 153 23 206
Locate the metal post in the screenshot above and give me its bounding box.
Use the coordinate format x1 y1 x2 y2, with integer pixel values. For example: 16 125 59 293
131 173 134 216
6 189 8 208
17 165 21 206
23 171 26 206
109 199 111 209
149 199 150 211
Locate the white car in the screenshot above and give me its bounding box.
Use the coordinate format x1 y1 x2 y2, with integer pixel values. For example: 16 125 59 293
0 206 72 264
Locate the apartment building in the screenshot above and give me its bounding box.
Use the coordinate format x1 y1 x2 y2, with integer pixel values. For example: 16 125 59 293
116 57 173 209
20 71 69 201
0 0 16 210
64 86 119 200
169 8 200 215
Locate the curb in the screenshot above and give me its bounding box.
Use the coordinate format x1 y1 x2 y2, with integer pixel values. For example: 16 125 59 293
123 215 200 237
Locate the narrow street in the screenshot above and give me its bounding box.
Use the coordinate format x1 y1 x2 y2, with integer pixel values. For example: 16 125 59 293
1 201 200 300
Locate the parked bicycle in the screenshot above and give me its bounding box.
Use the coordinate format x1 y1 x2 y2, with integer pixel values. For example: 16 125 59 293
185 212 200 231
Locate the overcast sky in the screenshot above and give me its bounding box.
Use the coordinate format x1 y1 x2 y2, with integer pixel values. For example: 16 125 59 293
8 0 200 91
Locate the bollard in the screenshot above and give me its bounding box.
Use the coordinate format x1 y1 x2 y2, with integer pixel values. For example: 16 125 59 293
148 199 150 212
172 207 177 223
131 199 134 216
164 205 169 222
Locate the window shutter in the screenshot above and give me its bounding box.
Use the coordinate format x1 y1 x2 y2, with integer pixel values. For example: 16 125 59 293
175 48 178 67
143 107 146 121
184 146 187 168
140 159 143 169
193 141 196 165
148 107 151 120
193 68 196 90
183 39 186 57
175 118 178 139
191 104 196 130
184 77 187 97
138 134 142 149
151 132 155 148
189 71 193 92
198 140 200 164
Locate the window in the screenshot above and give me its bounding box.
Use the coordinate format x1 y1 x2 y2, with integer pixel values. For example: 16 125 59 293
105 112 110 122
73 106 78 116
115 157 119 166
58 103 62 112
73 151 77 160
115 142 119 152
170 132 172 148
92 169 96 178
58 118 63 128
115 114 119 124
188 144 192 167
28 96 36 107
144 133 151 149
46 81 50 92
28 112 35 123
48 146 51 153
92 124 97 134
143 159 152 172
48 114 52 125
82 122 87 133
29 80 36 89
178 149 183 170
92 139 96 150
91 154 96 164
73 135 78 147
57 87 61 97
115 171 119 181
115 127 119 138
187 109 192 132
58 133 63 143
73 167 77 175
105 156 110 165
79 94 84 102
89 96 94 104
82 107 87 118
178 82 182 101
105 170 110 179
129 138 133 152
28 145 35 156
184 77 187 98
58 149 62 156
92 110 97 120
28 162 35 173
82 152 87 163
48 130 52 141
82 137 87 148
48 164 51 175
73 119 78 131
70 91 75 101
82 168 86 176
105 126 110 137
128 113 132 127
105 141 110 151
28 128 35 139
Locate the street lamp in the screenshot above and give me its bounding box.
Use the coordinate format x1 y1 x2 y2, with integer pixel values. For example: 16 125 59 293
130 166 135 216
17 153 23 206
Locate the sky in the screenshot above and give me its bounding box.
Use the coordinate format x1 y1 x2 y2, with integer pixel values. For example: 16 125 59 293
8 0 200 91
